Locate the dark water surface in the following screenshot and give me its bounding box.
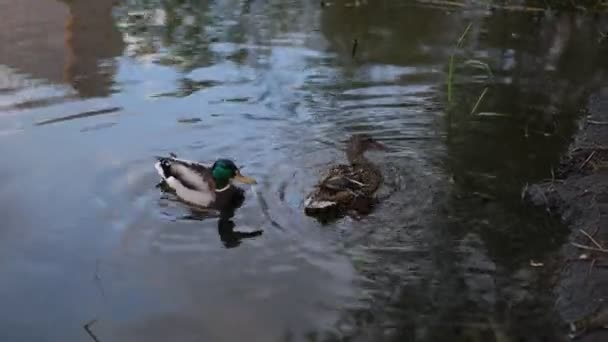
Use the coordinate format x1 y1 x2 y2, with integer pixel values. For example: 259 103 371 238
1 0 607 341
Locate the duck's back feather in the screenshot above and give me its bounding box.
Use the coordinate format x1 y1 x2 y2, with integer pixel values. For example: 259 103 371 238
166 176 215 207
304 162 382 216
155 156 216 207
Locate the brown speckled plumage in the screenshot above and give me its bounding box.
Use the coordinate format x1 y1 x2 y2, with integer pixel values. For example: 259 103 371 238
304 134 385 219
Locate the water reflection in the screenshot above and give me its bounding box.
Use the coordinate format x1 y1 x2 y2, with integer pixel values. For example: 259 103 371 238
319 0 459 66
151 78 220 98
217 218 264 248
61 0 125 97
1 0 607 341
0 0 122 102
116 0 214 69
174 184 264 248
0 0 69 86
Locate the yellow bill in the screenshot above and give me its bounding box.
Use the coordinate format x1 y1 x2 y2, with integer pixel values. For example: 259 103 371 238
234 173 257 184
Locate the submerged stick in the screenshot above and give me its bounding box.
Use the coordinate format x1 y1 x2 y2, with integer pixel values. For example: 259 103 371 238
571 242 608 254
588 120 608 125
416 0 466 8
579 151 596 170
351 38 358 58
470 87 488 115
580 229 604 249
591 224 600 237
84 319 100 342
586 258 597 281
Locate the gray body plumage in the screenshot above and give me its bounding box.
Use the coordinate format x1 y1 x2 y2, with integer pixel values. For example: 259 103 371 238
155 156 216 207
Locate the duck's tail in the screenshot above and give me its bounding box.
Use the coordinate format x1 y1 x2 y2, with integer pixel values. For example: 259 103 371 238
154 154 177 180
303 196 337 214
155 160 170 180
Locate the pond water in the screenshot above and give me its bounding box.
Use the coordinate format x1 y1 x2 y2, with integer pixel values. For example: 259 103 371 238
1 0 607 341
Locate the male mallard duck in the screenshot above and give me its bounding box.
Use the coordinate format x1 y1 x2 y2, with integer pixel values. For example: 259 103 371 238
304 134 386 219
154 154 256 209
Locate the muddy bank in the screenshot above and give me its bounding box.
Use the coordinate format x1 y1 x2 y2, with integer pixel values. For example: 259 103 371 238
525 86 608 341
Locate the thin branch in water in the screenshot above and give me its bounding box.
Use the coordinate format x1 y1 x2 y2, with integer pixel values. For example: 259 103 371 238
591 224 600 237
501 4 547 12
579 151 596 170
416 0 466 8
571 242 608 254
580 229 604 249
574 145 608 152
84 319 100 342
588 120 608 125
471 87 488 115
586 258 597 282
351 38 358 59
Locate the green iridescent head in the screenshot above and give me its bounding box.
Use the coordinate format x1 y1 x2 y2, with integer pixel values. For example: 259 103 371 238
211 159 257 189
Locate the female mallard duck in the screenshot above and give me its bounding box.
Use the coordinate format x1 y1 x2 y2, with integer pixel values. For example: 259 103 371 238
304 134 386 219
154 154 256 209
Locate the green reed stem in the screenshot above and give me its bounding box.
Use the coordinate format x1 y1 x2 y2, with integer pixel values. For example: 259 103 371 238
447 22 472 104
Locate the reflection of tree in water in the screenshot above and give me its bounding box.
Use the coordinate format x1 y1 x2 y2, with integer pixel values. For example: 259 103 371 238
60 0 124 98
446 12 607 194
435 9 607 342
314 2 458 141
443 9 608 249
114 0 269 70
319 1 458 66
112 0 213 70
114 0 321 70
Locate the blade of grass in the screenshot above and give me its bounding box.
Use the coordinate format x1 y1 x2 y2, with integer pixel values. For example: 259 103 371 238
464 59 493 78
447 54 455 103
456 22 472 48
447 22 472 104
